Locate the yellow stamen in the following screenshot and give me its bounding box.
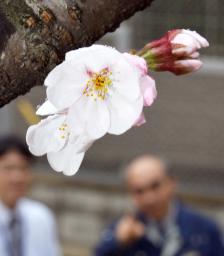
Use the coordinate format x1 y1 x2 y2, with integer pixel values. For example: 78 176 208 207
58 123 69 140
83 68 112 101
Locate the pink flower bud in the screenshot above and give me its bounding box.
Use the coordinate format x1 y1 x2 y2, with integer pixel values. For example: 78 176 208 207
139 29 209 75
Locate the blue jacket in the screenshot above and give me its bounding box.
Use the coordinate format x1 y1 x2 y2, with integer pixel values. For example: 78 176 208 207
95 203 224 256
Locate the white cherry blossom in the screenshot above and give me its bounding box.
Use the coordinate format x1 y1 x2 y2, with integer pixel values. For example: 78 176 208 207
26 45 158 176
26 113 93 176
44 45 144 140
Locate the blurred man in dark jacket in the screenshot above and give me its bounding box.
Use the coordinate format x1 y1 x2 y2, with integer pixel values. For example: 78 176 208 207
95 154 224 256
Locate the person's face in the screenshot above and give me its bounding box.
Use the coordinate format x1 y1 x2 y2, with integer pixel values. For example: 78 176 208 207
127 158 176 220
0 150 32 208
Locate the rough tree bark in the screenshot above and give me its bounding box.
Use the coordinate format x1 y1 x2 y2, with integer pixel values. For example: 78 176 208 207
0 0 155 107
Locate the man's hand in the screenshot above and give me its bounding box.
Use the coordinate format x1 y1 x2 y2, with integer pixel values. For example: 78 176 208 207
115 215 145 245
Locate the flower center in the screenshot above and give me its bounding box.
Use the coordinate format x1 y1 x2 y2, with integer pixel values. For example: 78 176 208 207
83 68 112 100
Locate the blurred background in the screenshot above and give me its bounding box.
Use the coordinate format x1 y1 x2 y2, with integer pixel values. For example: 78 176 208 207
0 0 224 255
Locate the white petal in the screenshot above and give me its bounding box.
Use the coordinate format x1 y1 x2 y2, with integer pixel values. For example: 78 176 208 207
123 53 148 76
134 112 146 127
65 45 109 61
65 48 89 61
183 30 209 48
108 93 143 135
47 143 85 176
111 57 141 102
172 33 200 49
45 63 63 87
71 133 94 153
46 61 86 110
84 45 122 73
66 45 122 75
36 100 58 116
68 96 110 140
173 59 202 74
26 115 67 156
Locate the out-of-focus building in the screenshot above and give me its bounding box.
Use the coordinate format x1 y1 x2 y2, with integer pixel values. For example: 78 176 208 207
0 1 224 255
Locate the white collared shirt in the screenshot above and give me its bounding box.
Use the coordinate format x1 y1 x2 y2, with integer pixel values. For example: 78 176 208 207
0 198 61 256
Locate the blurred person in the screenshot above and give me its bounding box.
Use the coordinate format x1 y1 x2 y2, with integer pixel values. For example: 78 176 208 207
95 154 224 256
0 135 61 256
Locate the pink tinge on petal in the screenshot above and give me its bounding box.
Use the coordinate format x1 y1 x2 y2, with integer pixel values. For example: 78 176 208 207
141 75 157 106
150 43 173 61
134 112 146 127
146 29 180 49
172 45 198 57
189 51 200 59
155 58 202 75
172 59 202 75
143 32 174 65
170 29 208 60
123 53 148 75
146 34 173 57
146 29 178 49
167 29 182 41
172 33 201 49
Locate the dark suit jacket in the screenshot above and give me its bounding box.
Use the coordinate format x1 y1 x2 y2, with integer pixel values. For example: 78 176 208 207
95 203 224 256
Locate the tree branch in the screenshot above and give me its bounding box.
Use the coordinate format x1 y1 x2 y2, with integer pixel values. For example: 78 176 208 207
0 0 155 107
